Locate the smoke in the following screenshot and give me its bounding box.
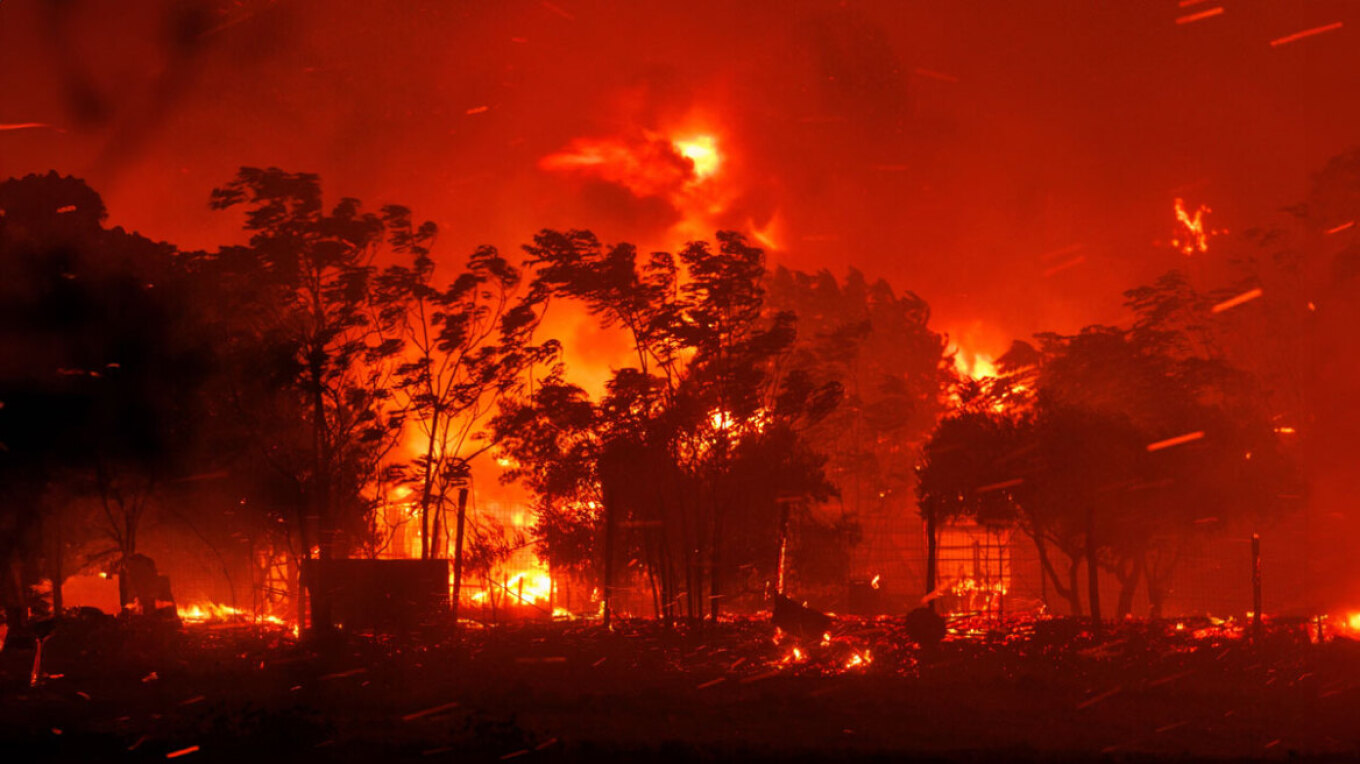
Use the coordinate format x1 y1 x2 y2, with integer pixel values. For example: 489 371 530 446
2 1 1356 334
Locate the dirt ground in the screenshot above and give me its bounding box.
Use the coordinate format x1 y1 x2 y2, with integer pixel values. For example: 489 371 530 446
3 615 1360 763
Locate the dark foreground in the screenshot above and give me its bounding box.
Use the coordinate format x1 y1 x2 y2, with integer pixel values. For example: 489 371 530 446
3 615 1360 763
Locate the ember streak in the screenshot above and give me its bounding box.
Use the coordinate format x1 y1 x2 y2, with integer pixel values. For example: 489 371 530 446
3 1 1360 762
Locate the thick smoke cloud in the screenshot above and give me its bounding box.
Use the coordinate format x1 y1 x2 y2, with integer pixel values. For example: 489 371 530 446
3 0 1358 352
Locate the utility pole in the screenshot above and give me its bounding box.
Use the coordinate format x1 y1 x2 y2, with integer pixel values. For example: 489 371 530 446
450 488 469 628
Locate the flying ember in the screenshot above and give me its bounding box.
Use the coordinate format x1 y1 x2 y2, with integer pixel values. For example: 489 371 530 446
4 3 1360 761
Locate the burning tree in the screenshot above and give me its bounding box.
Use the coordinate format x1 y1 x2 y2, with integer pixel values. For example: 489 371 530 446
207 168 412 628
918 308 1296 627
374 215 555 562
1200 150 1360 610
514 230 840 623
766 266 952 593
492 376 604 599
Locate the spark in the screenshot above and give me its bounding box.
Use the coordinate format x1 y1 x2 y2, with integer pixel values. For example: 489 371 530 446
401 701 460 721
1176 7 1223 25
1273 426 1296 434
977 478 1024 493
1076 686 1123 710
540 1 575 20
165 746 200 759
0 122 52 131
1178 0 1211 6
1270 22 1343 48
465 106 490 115
1211 287 1263 313
1042 255 1085 277
749 216 779 250
845 649 872 669
1147 431 1205 452
1326 221 1354 234
1039 242 1084 261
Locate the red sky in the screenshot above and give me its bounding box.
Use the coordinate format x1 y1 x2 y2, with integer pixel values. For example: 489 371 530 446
3 0 1358 362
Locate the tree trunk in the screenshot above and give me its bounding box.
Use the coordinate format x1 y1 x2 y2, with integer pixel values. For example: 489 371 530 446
1084 506 1103 637
709 504 722 622
1114 556 1144 619
306 352 335 634
924 508 939 612
287 551 302 630
1066 558 1083 617
450 488 469 627
1251 533 1262 642
3 559 32 650
49 513 64 617
1030 526 1075 613
1148 582 1166 621
418 410 439 560
601 483 617 628
659 528 675 629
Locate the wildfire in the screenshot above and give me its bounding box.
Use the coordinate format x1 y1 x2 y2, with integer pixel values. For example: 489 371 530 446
540 123 777 250
844 649 872 669
177 602 243 622
673 135 720 180
177 602 291 629
538 134 697 198
1171 198 1223 255
953 349 997 381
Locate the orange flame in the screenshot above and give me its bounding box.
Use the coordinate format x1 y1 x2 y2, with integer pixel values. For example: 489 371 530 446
1171 198 1224 255
540 123 777 251
954 350 998 381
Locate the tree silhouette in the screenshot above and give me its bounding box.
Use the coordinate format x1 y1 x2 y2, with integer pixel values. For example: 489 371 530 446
521 230 840 622
375 220 555 560
767 266 950 594
208 168 415 631
1 172 216 639
920 307 1296 628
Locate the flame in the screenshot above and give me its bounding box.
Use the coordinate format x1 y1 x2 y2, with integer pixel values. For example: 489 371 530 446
953 350 997 381
177 601 291 629
1171 198 1223 255
177 602 244 623
673 134 720 180
845 649 872 669
540 122 778 251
